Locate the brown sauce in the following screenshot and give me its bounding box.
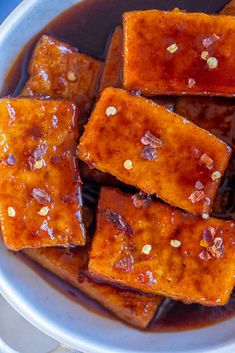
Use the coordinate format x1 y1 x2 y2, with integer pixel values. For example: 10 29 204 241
2 0 235 332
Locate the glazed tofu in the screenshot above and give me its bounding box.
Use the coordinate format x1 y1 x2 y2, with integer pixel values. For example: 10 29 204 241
89 187 235 306
25 247 161 328
0 98 85 250
123 10 235 97
99 27 123 92
78 88 231 215
220 0 235 15
22 35 102 114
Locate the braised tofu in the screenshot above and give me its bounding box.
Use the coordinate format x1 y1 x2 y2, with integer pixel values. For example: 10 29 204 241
0 98 85 250
22 35 102 114
89 187 235 306
78 88 231 215
99 27 123 92
123 10 235 97
220 0 235 15
25 247 161 328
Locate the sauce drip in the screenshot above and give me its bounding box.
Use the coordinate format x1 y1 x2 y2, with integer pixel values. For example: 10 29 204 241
2 0 235 332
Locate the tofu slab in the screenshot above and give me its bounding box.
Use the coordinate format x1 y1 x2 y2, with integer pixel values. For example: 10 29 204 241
25 247 161 328
78 88 231 215
220 0 235 15
0 98 85 250
22 35 102 114
99 27 123 92
123 10 235 97
89 187 235 305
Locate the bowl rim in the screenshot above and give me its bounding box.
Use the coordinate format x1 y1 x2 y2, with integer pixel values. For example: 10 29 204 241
1 1 235 353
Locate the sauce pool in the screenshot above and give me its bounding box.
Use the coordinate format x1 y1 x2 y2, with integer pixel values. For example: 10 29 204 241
2 0 235 332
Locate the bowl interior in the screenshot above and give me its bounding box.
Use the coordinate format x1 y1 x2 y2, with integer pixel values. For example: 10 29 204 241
0 1 235 352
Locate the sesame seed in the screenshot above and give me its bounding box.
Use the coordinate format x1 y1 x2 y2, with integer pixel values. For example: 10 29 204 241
201 51 209 61
170 239 181 248
205 197 211 206
167 43 178 53
37 206 49 216
124 160 133 170
188 78 196 88
211 171 221 181
106 106 117 117
66 71 77 82
207 57 218 70
141 244 152 255
8 207 16 217
202 213 209 220
34 160 43 170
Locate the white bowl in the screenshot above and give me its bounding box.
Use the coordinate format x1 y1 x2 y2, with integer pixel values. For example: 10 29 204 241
0 1 235 352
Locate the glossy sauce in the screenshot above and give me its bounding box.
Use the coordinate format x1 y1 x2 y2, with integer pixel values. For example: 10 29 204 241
2 0 235 332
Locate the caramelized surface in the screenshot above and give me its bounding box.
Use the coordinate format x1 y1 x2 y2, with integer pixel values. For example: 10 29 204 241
99 27 123 93
123 10 235 97
25 247 161 328
22 35 102 116
78 88 231 215
89 187 235 305
0 97 85 250
220 0 235 14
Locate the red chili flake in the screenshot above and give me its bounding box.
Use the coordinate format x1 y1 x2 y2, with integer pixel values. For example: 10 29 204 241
141 131 162 148
132 192 152 208
62 194 77 204
114 256 133 272
125 224 134 237
51 155 63 164
199 153 214 170
33 144 47 160
128 90 141 96
188 190 205 203
31 188 51 204
208 237 224 258
105 209 126 230
195 180 204 191
203 227 215 245
141 146 157 160
202 33 220 48
199 250 212 261
6 154 16 166
128 240 137 252
105 209 134 237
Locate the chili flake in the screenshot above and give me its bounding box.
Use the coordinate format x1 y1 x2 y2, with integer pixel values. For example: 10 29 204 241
188 190 205 203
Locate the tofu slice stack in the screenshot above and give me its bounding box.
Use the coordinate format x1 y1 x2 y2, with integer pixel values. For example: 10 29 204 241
25 246 161 328
123 9 235 97
78 87 231 215
89 187 235 306
0 97 85 250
